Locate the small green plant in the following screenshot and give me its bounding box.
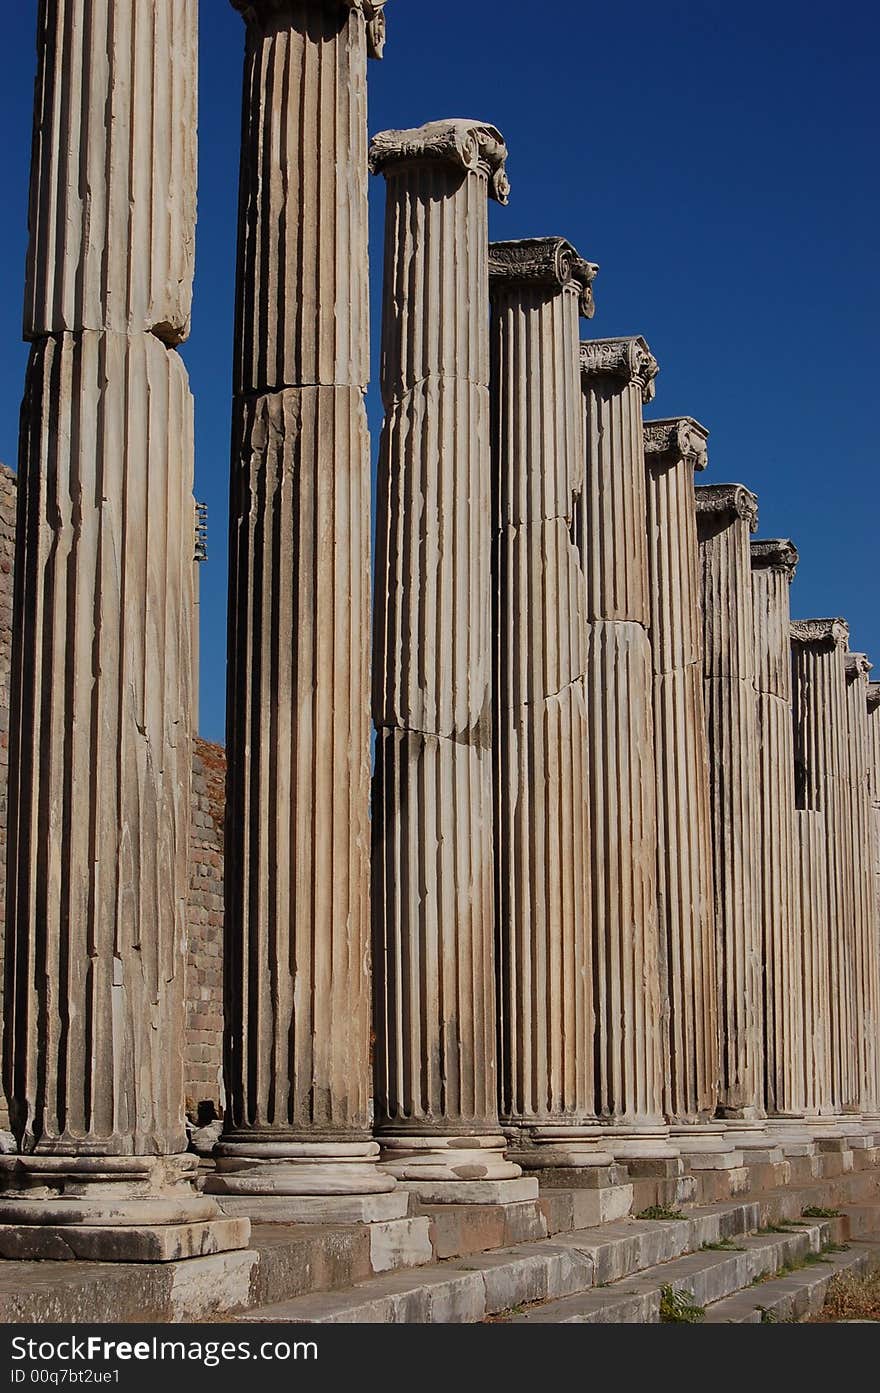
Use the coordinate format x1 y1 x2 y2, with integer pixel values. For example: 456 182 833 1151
757 1224 791 1235
759 1306 799 1324
637 1204 686 1221
701 1238 746 1252
802 1206 841 1219
802 1251 832 1267
659 1285 705 1324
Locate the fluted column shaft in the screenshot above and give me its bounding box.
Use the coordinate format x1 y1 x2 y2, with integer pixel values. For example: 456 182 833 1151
751 541 804 1117
791 620 858 1114
488 239 598 1160
696 485 763 1119
795 811 833 1115
0 1 249 1258
213 0 386 1206
579 338 667 1141
5 0 198 1157
845 655 878 1113
370 122 527 1193
644 419 719 1124
868 684 880 1111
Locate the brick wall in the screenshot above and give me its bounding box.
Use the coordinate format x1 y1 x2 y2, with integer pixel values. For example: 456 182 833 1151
186 738 226 1119
0 466 227 1125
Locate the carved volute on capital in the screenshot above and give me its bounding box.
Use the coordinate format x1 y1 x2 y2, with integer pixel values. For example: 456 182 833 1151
750 538 799 581
369 120 510 203
790 618 850 651
643 416 709 473
845 652 873 683
488 238 599 319
231 0 387 58
580 336 659 403
694 482 759 532
867 682 880 712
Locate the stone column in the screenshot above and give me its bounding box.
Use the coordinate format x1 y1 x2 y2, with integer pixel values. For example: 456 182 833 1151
845 653 879 1119
0 0 248 1260
578 338 673 1161
371 122 534 1203
208 0 399 1222
644 419 731 1165
791 619 860 1120
696 485 769 1144
488 238 610 1177
643 420 714 1113
795 811 833 1117
867 682 880 1117
193 502 208 725
751 540 810 1138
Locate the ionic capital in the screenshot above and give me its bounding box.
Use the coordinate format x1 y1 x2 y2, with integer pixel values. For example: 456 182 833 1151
489 238 598 319
232 0 387 58
750 538 799 580
845 652 873 683
694 483 759 532
790 618 850 651
369 120 510 203
643 416 708 472
580 336 659 404
867 682 880 711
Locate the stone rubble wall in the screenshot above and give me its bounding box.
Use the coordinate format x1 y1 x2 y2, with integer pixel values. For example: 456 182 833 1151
0 464 225 1124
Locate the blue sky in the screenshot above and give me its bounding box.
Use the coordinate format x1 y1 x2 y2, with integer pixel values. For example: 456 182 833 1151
0 1 877 744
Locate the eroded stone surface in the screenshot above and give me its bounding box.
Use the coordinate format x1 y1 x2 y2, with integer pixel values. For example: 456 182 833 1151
490 238 597 1156
370 123 518 1191
697 484 763 1119
580 340 665 1133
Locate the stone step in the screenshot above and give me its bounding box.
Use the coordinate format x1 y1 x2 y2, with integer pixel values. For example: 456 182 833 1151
703 1241 880 1323
232 1199 783 1324
0 1216 432 1324
503 1219 841 1323
1 1168 876 1323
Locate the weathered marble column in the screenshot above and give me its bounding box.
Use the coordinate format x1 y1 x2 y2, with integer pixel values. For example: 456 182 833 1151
0 0 248 1260
209 0 398 1221
845 653 879 1117
488 238 607 1175
371 122 534 1202
867 682 880 1116
795 811 834 1116
696 485 768 1138
643 419 722 1149
791 619 859 1118
750 540 809 1133
578 338 672 1159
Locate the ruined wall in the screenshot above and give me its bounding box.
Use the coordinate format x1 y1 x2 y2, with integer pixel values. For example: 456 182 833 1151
0 466 226 1124
186 738 227 1118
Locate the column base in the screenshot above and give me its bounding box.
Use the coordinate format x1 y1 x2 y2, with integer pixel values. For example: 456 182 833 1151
377 1134 532 1203
503 1124 615 1172
765 1115 819 1157
503 1125 630 1202
205 1140 398 1212
720 1118 784 1163
593 1124 679 1163
212 1192 409 1224
669 1124 744 1170
807 1116 867 1146
0 1154 250 1263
